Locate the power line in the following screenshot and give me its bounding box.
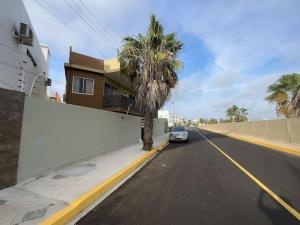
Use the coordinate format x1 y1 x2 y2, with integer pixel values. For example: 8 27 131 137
64 0 117 53
69 0 118 49
32 0 108 56
77 0 119 47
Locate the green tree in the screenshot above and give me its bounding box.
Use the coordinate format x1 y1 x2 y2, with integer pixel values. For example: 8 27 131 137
199 118 206 124
226 105 248 122
219 118 225 123
266 73 300 117
226 105 239 122
119 15 183 150
207 118 218 124
239 107 248 122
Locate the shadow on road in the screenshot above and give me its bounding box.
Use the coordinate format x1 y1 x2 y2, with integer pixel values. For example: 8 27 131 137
257 190 299 225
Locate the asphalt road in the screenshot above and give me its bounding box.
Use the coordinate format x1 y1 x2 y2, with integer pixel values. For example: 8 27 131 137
76 129 300 225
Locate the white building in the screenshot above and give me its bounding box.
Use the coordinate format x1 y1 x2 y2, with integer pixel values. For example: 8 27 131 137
0 0 50 98
158 110 183 127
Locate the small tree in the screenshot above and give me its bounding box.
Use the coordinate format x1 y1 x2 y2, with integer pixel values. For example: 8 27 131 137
226 105 248 122
207 118 218 124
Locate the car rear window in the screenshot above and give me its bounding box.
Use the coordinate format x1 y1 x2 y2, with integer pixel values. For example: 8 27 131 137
172 127 186 132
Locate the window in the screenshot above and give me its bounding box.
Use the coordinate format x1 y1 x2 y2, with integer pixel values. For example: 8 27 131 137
104 83 117 96
72 77 94 95
20 23 27 35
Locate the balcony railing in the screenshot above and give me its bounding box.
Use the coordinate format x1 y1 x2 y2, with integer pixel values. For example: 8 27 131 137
102 95 142 115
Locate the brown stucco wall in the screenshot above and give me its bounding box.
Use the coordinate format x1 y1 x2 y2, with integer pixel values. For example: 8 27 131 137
69 51 104 70
65 67 105 109
0 88 25 190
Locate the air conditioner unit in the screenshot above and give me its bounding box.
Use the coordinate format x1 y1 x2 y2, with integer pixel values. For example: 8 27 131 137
13 23 34 46
45 78 52 86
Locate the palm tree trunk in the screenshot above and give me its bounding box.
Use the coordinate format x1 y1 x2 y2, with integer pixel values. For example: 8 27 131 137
143 111 153 150
291 87 300 117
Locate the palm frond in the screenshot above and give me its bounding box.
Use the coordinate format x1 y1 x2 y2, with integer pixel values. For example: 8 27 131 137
118 15 183 114
266 73 300 117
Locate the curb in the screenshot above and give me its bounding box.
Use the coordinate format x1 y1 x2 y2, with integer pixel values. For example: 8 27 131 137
201 128 300 157
40 141 169 225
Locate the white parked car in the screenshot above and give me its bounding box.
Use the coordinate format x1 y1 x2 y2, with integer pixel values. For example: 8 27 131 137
169 127 189 142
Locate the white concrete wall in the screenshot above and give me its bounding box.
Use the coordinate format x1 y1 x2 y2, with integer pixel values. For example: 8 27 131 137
18 97 167 181
18 97 140 181
153 118 168 136
0 0 49 98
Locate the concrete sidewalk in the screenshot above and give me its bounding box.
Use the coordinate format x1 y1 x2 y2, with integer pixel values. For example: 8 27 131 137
0 134 168 225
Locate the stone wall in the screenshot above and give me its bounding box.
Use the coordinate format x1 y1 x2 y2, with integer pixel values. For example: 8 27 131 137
0 88 25 189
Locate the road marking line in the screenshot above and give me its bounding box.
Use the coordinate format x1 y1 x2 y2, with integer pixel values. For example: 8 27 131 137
201 128 300 157
195 129 300 221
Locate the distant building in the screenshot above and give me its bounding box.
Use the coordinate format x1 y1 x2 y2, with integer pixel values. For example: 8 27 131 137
64 48 143 116
158 110 182 127
48 91 62 103
0 0 51 98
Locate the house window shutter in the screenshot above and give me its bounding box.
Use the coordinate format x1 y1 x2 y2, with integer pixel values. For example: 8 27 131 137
85 79 93 95
73 77 80 93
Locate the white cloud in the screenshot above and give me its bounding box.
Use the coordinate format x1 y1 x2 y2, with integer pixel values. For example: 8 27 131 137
23 0 300 120
161 0 300 119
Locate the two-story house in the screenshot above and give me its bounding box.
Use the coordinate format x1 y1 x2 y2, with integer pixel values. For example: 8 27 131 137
64 48 141 116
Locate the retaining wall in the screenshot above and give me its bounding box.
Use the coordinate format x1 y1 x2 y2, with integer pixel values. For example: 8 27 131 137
201 118 300 146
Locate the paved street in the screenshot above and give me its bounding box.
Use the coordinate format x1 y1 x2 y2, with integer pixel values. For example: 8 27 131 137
76 129 300 225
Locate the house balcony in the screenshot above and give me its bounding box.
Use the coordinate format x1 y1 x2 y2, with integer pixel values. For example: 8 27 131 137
102 95 142 116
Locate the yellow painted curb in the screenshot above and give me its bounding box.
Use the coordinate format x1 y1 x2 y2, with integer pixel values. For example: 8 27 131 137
201 128 300 157
40 141 169 225
197 130 300 221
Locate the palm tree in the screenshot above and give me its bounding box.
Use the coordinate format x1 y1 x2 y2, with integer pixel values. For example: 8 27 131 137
226 105 248 122
226 105 239 122
119 15 183 150
239 107 248 122
266 73 300 117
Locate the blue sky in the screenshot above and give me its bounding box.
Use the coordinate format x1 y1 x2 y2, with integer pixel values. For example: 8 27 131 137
24 0 300 120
